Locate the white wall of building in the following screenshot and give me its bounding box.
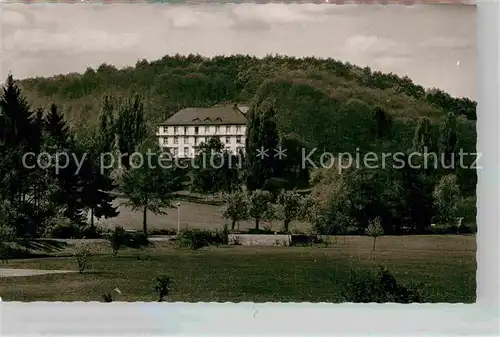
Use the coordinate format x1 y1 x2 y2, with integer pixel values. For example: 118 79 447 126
156 124 246 158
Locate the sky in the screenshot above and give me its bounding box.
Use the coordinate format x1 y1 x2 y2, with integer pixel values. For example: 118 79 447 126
0 3 475 99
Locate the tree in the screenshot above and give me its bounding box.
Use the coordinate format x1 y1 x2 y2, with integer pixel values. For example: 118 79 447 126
275 189 303 232
371 106 392 139
190 137 240 196
366 217 384 251
247 189 273 230
438 112 458 172
43 104 86 222
221 190 248 231
121 149 185 235
44 104 71 149
99 95 116 155
412 117 433 150
433 174 460 224
0 75 55 237
245 101 280 191
115 93 147 170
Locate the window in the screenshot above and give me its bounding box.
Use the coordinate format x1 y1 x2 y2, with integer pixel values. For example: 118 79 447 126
184 147 189 156
226 126 230 133
184 127 187 134
215 126 220 133
163 126 168 133
205 126 209 133
236 126 241 132
236 136 242 144
184 137 189 144
195 126 199 135
173 148 178 156
174 137 178 144
174 127 178 134
225 137 230 144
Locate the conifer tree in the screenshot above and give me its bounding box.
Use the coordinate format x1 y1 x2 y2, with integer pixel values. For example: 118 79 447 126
245 101 280 191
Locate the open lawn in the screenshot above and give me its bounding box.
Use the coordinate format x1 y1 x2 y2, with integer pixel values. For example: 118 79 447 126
101 198 309 232
0 235 476 302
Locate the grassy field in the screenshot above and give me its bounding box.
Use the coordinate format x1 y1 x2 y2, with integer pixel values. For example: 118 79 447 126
0 235 476 302
102 198 309 232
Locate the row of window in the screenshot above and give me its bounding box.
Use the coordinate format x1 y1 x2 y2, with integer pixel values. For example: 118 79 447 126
161 136 242 145
165 146 244 157
161 125 243 135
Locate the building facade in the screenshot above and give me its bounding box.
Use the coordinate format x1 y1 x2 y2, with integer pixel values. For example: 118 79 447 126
157 105 248 158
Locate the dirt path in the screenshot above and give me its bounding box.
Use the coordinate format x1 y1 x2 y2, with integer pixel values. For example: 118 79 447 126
0 268 76 278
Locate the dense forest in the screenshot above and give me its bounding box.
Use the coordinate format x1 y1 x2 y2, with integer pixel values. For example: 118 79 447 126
18 54 477 192
0 54 477 239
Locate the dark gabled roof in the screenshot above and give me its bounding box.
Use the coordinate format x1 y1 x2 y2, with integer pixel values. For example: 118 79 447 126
160 106 247 126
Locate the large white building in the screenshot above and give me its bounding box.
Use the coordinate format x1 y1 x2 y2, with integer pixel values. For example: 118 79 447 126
157 105 248 158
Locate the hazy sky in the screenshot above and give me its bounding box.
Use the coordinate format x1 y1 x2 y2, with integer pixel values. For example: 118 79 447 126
1 3 475 99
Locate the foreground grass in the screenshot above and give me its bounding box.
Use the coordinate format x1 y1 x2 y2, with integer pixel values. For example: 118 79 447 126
0 235 476 302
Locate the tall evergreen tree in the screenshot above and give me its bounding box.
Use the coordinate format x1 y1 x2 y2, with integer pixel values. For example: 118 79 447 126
43 104 85 222
79 135 119 228
44 104 70 149
0 75 54 237
245 101 280 191
115 93 147 170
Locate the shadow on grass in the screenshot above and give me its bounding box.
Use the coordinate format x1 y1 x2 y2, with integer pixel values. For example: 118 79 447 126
15 239 69 252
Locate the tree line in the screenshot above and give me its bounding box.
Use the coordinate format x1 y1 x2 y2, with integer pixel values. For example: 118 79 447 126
1 67 477 240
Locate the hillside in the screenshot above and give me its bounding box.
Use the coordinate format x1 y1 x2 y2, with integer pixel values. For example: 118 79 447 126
17 54 476 185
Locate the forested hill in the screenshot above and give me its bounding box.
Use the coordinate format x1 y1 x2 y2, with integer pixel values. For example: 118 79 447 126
17 54 476 154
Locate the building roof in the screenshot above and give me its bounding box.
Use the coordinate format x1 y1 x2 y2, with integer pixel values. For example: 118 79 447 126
160 106 248 126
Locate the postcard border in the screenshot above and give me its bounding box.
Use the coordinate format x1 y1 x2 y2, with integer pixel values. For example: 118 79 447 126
1 1 499 336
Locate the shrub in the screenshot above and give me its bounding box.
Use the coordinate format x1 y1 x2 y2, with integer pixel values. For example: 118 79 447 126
126 232 152 249
43 216 106 239
45 217 82 239
0 222 15 263
73 242 93 273
342 266 425 303
102 292 113 302
174 229 213 250
148 228 177 236
213 224 230 246
108 226 128 256
230 235 243 245
155 275 171 302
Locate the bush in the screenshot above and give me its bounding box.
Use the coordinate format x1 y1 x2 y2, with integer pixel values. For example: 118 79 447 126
148 228 177 236
107 226 128 256
247 228 274 235
44 216 106 239
102 292 113 302
126 232 152 249
174 229 214 250
155 275 171 302
342 266 425 303
45 217 82 239
212 224 230 246
73 242 93 273
230 235 243 245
